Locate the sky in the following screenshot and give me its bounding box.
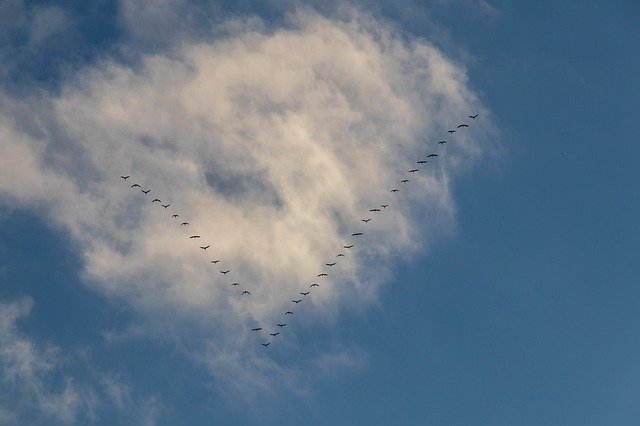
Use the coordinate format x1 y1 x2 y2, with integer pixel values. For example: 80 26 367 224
0 1 638 425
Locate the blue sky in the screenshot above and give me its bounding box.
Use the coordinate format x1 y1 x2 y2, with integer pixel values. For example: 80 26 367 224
0 1 638 425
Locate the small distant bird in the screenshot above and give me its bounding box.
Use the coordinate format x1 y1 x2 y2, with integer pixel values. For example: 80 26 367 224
438 141 447 145
252 327 262 331
231 283 239 287
189 235 200 239
326 262 336 266
381 204 389 208
161 204 170 209
292 299 302 303
401 179 410 184
390 189 399 193
300 291 310 296
417 160 428 164
344 245 354 249
270 332 280 337
457 124 469 128
262 342 270 347
276 323 286 328
337 253 345 257
362 218 372 223
131 184 141 188
352 232 363 236
200 245 210 250
121 175 130 180
285 311 293 315
427 154 438 158
469 114 479 119
172 214 179 218
181 222 189 226
318 273 328 277
370 208 381 212
310 283 319 288
447 130 456 134
152 199 161 203
409 169 419 173
142 189 150 194
242 290 250 295
220 270 230 274
211 260 220 264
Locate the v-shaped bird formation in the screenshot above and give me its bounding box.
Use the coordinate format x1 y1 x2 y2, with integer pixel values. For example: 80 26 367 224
121 114 480 348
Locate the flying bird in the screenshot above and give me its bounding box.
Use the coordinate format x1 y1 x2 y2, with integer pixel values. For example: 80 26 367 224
457 124 469 128
390 189 399 193
211 260 220 264
131 184 141 188
326 262 336 266
261 342 270 347
370 208 381 212
172 214 179 218
189 235 200 239
438 141 447 145
343 245 354 249
161 204 170 209
220 270 230 274
270 332 280 337
252 327 262 331
242 290 251 295
352 232 363 236
180 222 189 226
447 130 456 134
231 282 239 286
337 253 345 257
362 218 372 223
200 245 210 250
142 189 150 194
427 154 438 158
401 179 409 183
409 169 419 173
120 175 130 180
318 273 328 277
417 160 428 164
285 311 293 315
300 291 310 296
469 114 479 119
381 204 389 208
310 283 319 288
152 199 161 203
276 323 287 327
292 299 302 303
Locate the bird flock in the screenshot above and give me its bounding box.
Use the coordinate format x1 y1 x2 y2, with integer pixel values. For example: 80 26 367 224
121 114 480 348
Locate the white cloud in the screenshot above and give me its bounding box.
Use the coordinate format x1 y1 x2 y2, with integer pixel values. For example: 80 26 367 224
0 6 495 401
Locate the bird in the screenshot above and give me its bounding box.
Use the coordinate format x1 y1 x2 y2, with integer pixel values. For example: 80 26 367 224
211 260 220 264
326 262 336 266
276 323 286 327
131 184 141 188
270 332 280 337
469 114 479 119
457 124 469 128
417 160 428 164
120 175 130 180
172 214 179 218
370 208 381 212
427 154 438 158
231 282 239 286
344 245 354 249
337 253 345 257
310 283 319 288
409 169 419 173
180 222 189 226
401 179 409 183
200 245 210 250
381 204 389 208
189 235 200 239
318 273 328 277
391 189 399 193
285 311 293 315
220 270 230 274
362 218 372 223
161 204 170 209
261 342 270 347
252 327 262 331
352 232 363 236
300 291 310 296
242 290 250 295
152 198 161 203
292 299 302 303
447 130 456 134
438 141 447 145
142 189 150 194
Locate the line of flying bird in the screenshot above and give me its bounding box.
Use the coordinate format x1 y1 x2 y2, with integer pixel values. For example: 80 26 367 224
121 114 479 348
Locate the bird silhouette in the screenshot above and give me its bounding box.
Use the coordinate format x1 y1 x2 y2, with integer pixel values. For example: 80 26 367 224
172 214 179 218
220 270 230 274
344 245 354 249
242 290 250 295
469 114 479 119
161 204 170 209
200 245 210 250
447 130 456 134
337 253 345 257
417 160 428 164
121 176 130 180
181 222 189 226
152 198 161 203
427 154 438 158
189 235 200 239
131 184 141 188
362 218 372 223
401 179 409 183
142 189 150 194
438 141 447 145
300 291 310 296
292 299 302 303
231 282 239 286
211 259 220 264
318 273 328 277
370 208 381 212
391 189 399 193
262 342 270 347
381 204 389 208
326 262 336 266
409 169 419 173
457 124 469 128
310 283 319 288
270 332 280 337
352 232 363 236
252 327 262 331
276 323 286 327
285 311 293 315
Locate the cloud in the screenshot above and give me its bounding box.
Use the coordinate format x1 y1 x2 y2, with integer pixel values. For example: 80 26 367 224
0 6 495 403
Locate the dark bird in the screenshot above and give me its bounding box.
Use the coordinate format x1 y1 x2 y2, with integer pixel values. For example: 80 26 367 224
344 245 354 249
447 130 456 134
131 184 141 188
285 311 293 315
276 323 286 327
270 332 280 337
300 291 310 296
189 235 200 239
180 222 189 226
326 262 336 266
142 189 150 194
242 290 250 295
152 199 161 203
252 327 262 331
121 175 130 180
161 204 170 208
457 124 469 128
417 160 428 164
292 299 302 303
427 154 438 158
469 114 479 119
401 179 409 183
318 273 328 277
172 214 179 218
381 204 389 208
310 283 319 288
211 259 220 264
337 253 345 257
200 245 210 250
231 282 239 286
370 208 381 212
409 169 419 173
220 270 230 274
262 342 270 347
352 232 363 236
390 189 399 193
362 218 372 223
438 141 447 145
